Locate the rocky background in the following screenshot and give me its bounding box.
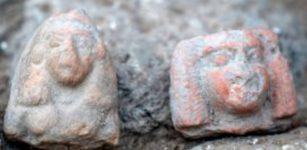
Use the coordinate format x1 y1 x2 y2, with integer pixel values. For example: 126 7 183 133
0 0 307 149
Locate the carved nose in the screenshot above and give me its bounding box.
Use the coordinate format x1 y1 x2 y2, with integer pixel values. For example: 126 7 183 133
228 64 254 84
66 38 77 56
58 50 76 68
59 38 79 66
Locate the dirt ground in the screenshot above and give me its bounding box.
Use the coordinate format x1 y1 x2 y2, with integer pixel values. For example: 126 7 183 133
0 0 307 149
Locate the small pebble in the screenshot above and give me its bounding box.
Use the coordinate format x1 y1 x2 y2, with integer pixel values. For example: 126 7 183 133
282 144 295 150
0 41 8 50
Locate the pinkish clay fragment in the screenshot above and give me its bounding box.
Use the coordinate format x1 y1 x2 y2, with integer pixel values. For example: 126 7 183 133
4 10 119 149
170 29 297 138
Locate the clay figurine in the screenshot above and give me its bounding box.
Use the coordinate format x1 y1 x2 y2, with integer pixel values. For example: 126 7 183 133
170 29 297 138
4 10 119 149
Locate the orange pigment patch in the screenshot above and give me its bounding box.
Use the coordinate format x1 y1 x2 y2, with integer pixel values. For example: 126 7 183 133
244 30 261 47
214 54 228 65
209 70 229 100
269 55 297 118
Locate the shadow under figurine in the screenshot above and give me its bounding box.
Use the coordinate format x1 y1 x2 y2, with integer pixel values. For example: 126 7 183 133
170 29 297 138
4 10 119 149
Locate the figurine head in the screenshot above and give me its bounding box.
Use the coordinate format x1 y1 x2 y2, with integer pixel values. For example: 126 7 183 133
30 10 105 86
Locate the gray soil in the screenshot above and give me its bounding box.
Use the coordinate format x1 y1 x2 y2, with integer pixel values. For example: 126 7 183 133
0 0 307 150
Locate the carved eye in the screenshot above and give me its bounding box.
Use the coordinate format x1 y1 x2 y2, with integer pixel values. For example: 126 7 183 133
49 40 60 48
247 48 262 62
49 33 63 48
72 35 93 57
207 49 234 67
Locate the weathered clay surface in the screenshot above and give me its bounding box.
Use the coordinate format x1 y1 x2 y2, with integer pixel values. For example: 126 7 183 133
170 29 297 138
3 10 119 149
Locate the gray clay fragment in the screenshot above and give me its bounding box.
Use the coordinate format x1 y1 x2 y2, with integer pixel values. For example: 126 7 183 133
4 9 119 149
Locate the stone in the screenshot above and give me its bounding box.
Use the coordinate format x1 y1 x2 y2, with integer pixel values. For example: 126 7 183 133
3 9 119 149
170 29 297 138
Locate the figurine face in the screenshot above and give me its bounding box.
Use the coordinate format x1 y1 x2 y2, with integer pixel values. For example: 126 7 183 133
46 26 95 86
203 42 269 113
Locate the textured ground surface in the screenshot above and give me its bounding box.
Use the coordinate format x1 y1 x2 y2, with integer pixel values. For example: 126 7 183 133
0 0 307 149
